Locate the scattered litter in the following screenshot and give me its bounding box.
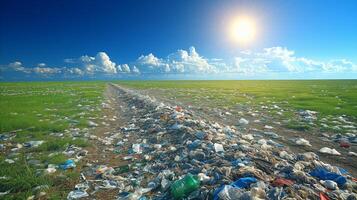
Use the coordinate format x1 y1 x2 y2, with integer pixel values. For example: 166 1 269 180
88 121 98 127
49 85 356 200
348 151 357 156
310 167 347 186
4 159 15 164
59 159 76 170
239 118 249 125
171 174 200 199
67 190 89 199
295 138 311 146
264 125 274 129
23 140 44 148
132 143 142 154
214 143 224 153
321 180 338 190
319 147 341 156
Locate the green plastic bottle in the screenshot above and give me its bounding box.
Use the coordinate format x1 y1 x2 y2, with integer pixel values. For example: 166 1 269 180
170 174 200 199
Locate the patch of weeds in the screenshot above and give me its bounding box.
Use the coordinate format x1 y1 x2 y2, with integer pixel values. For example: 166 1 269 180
36 139 69 152
0 157 52 199
70 138 89 147
46 154 67 165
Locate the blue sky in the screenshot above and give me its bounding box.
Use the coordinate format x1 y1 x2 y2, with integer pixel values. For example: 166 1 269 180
1 0 357 80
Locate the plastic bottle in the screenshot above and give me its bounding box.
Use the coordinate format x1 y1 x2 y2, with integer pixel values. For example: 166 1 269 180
171 174 200 199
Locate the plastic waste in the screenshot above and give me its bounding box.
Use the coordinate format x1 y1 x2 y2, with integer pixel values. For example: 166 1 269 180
114 165 130 174
267 187 286 200
214 177 257 200
88 120 98 127
310 167 347 186
264 125 274 129
99 180 118 189
46 166 57 174
187 140 201 150
132 144 142 154
340 141 350 148
319 192 330 200
295 138 311 146
348 151 357 156
170 174 200 199
67 190 89 199
271 178 294 187
319 147 341 155
4 159 15 164
231 177 258 188
197 173 211 183
195 131 206 140
217 185 244 200
321 180 338 190
214 143 224 153
242 134 254 141
23 140 44 148
239 118 249 125
59 159 76 170
96 165 109 174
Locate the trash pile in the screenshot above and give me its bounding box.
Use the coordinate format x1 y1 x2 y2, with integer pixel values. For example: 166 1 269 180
66 85 357 200
298 110 318 122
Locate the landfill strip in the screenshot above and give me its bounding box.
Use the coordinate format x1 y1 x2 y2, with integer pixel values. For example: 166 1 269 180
67 83 357 200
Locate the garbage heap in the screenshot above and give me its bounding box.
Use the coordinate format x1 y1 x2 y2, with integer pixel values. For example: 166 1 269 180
68 84 357 200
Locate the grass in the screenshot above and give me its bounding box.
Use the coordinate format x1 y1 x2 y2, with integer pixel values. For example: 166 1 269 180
117 80 357 134
1 80 356 198
116 80 357 117
0 81 105 199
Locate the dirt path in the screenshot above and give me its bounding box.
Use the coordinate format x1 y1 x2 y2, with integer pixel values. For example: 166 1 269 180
79 83 150 199
69 83 356 200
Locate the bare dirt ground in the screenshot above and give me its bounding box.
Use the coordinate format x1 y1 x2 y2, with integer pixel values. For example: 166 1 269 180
80 84 134 199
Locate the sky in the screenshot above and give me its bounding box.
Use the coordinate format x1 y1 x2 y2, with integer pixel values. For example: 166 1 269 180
1 0 357 80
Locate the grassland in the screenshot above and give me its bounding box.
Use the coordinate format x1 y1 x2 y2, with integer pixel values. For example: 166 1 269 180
117 80 357 116
1 80 356 199
0 82 105 199
118 80 357 133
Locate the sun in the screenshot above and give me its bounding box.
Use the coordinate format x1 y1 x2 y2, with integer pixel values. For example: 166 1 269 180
229 16 256 44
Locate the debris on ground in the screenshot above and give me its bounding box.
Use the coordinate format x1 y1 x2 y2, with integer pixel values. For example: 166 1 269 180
64 84 357 200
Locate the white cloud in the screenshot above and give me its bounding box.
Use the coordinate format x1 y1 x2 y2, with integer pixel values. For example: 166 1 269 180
232 57 269 75
132 66 140 74
65 52 118 74
75 52 117 74
37 63 46 67
322 59 357 72
137 53 170 73
121 64 130 73
33 67 61 74
95 52 117 73
2 46 356 79
167 46 217 73
135 46 217 74
9 61 31 73
230 46 357 74
66 67 84 75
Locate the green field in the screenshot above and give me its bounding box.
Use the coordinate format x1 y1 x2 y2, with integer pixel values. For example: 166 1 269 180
0 82 105 199
1 80 356 199
117 80 357 116
118 80 357 132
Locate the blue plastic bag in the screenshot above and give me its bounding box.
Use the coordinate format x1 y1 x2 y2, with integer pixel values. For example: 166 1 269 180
59 159 76 170
231 177 258 188
213 177 258 200
310 167 347 186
